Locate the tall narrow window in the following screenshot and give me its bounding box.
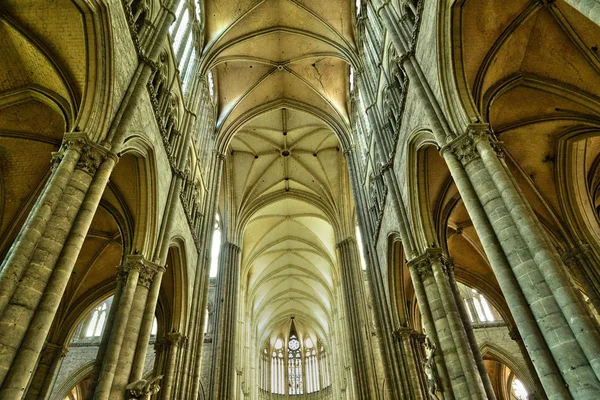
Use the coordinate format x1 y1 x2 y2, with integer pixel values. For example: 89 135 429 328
271 338 285 394
77 296 113 340
356 225 367 270
458 283 501 324
209 213 221 277
207 71 215 100
172 9 189 54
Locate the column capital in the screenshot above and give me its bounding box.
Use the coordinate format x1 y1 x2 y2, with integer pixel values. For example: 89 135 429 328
223 241 241 256
118 255 165 287
166 332 183 345
407 247 452 279
561 243 591 268
441 123 504 164
335 237 358 249
39 342 68 364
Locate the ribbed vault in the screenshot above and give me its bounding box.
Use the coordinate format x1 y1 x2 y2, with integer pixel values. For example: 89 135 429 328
208 0 357 391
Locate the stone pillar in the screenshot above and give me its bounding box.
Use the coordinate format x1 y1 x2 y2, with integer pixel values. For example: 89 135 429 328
25 342 68 399
186 152 224 400
160 332 183 400
209 241 241 400
392 328 425 399
87 256 159 400
130 267 165 382
0 134 114 396
336 237 378 399
408 248 490 400
343 147 407 398
110 259 162 399
446 262 496 400
443 124 600 398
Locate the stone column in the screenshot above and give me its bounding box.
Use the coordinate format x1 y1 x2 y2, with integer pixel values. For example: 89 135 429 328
336 237 378 399
160 332 183 400
0 134 114 396
130 266 165 382
186 152 224 400
343 148 406 398
408 248 490 400
443 124 600 398
209 241 241 400
392 328 425 399
110 259 162 399
445 262 496 400
25 342 68 399
87 256 152 400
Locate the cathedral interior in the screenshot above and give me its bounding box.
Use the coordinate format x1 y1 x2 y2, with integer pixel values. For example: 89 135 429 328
1 0 600 399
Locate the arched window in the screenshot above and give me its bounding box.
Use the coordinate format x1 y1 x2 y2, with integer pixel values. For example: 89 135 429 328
458 283 501 324
209 213 221 277
511 378 528 400
305 338 320 393
263 330 331 395
271 338 285 394
73 296 113 341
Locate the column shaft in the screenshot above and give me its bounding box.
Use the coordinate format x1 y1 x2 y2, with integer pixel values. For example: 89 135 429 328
210 242 241 400
336 238 378 399
91 262 141 400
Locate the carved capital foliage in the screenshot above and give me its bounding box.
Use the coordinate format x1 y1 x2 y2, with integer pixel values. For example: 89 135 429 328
119 255 164 287
408 247 452 280
444 123 505 165
51 134 110 175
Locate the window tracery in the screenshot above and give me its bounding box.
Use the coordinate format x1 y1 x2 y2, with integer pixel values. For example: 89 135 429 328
261 332 330 395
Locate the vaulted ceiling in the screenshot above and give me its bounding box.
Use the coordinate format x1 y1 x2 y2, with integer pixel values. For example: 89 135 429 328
204 0 358 343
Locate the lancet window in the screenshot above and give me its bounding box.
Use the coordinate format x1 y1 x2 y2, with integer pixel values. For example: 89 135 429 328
169 0 204 98
209 213 221 277
72 296 113 341
458 283 501 324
